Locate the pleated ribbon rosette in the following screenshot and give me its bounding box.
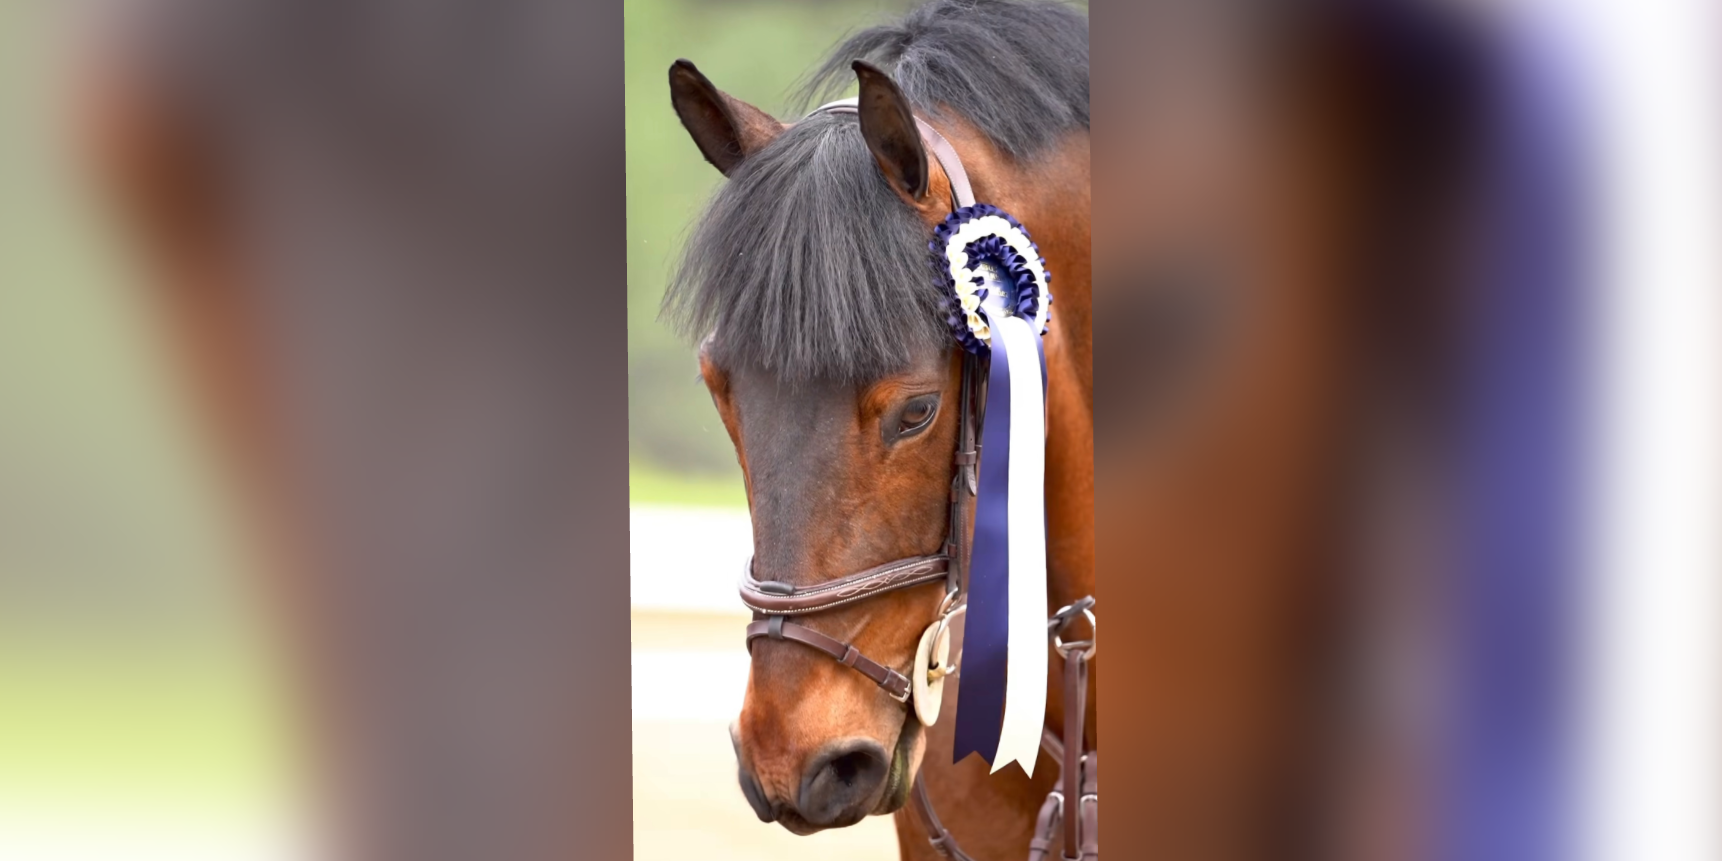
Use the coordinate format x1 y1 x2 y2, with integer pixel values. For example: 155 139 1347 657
933 204 1052 777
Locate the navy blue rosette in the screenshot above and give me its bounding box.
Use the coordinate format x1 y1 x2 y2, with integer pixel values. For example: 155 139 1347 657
932 204 1053 776
931 204 1052 353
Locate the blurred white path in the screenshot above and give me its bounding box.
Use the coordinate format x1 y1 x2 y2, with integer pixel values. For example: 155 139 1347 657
629 505 753 612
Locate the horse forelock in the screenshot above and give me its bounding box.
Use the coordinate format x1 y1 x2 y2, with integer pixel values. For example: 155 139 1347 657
665 116 948 384
662 0 1089 384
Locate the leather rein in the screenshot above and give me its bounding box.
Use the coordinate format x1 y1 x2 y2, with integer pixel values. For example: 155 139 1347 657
735 99 1097 861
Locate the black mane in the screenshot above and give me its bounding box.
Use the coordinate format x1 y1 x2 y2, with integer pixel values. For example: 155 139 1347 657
793 0 1090 161
662 0 1089 383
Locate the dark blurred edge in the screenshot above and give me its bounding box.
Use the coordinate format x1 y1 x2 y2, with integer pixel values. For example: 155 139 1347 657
1091 1 1568 859
98 1 634 858
551 5 632 856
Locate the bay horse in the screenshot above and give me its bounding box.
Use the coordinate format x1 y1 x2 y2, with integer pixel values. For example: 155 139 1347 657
662 0 1092 857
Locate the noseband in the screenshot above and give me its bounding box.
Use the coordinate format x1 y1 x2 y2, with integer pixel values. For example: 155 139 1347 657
735 99 1097 861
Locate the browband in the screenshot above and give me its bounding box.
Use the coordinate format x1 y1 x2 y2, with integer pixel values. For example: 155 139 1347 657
810 98 976 208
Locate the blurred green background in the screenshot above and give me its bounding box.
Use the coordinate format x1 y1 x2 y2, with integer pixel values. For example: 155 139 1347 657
625 0 917 508
0 1 303 851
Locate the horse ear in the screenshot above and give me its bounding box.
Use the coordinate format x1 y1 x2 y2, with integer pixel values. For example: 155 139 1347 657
669 60 784 176
852 60 928 203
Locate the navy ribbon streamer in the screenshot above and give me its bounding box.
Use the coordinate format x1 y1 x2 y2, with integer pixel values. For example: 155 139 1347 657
951 314 1048 766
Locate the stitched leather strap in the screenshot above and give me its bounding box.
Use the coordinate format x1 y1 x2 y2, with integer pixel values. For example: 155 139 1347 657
1062 649 1088 859
1039 725 1064 766
918 729 1068 861
911 767 981 861
739 555 949 615
1080 752 1098 860
745 618 911 701
1029 793 1061 861
1026 644 1095 861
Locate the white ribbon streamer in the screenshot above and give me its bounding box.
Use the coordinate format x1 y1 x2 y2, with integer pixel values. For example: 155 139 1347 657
988 311 1049 778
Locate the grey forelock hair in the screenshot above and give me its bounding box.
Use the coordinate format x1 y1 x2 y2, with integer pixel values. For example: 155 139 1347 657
662 0 1089 383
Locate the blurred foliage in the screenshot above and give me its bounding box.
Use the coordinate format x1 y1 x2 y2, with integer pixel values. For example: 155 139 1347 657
629 456 750 508
625 0 915 504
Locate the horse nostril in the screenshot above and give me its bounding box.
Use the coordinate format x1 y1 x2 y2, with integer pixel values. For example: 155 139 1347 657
829 751 864 786
796 739 890 827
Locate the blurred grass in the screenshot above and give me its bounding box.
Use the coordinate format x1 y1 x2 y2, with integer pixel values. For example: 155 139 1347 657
630 459 748 508
0 642 294 804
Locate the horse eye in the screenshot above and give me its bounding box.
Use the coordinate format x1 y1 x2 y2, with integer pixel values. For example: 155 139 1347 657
897 396 939 437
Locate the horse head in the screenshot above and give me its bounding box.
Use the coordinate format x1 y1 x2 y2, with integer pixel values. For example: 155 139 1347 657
667 58 973 833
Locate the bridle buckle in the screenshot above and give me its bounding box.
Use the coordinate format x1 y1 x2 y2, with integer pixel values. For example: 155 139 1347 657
1049 598 1097 660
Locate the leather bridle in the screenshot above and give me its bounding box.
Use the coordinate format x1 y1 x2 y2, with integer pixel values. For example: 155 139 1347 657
735 98 1097 861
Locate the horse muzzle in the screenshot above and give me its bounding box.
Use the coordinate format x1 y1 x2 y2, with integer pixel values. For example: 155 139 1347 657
730 719 917 833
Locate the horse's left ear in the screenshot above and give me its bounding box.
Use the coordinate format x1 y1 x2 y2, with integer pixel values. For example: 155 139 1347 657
852 61 929 204
669 59 785 176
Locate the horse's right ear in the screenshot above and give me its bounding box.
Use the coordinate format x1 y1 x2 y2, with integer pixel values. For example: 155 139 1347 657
669 60 784 176
852 60 928 204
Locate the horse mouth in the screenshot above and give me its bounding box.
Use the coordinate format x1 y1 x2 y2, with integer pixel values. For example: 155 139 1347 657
775 811 826 836
874 710 923 816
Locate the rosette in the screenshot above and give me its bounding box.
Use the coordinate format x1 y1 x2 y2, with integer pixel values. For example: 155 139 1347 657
935 204 1052 778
